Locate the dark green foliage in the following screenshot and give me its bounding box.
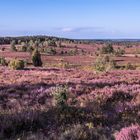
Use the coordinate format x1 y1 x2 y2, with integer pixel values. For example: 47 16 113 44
32 49 42 67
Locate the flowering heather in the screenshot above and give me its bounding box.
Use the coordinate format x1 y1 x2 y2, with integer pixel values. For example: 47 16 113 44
115 125 140 140
0 66 140 139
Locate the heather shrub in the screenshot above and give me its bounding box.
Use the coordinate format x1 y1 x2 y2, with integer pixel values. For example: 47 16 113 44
133 93 140 106
9 59 25 70
32 49 42 67
115 125 140 140
59 124 115 140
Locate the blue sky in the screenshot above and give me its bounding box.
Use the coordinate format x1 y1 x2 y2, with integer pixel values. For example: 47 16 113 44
0 0 140 39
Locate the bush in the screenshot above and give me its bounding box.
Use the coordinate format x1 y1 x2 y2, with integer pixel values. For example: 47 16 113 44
1 47 5 51
68 49 78 56
115 48 125 56
0 57 7 66
115 125 140 140
10 40 17 52
53 86 69 108
59 124 115 140
48 40 57 47
101 44 114 54
9 59 25 70
125 62 136 70
21 42 27 52
32 49 42 67
94 55 116 72
46 47 57 55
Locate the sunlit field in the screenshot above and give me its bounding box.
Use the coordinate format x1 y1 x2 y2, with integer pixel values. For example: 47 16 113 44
0 37 140 139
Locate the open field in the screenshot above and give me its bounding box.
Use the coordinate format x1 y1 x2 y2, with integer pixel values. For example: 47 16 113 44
1 43 140 67
0 38 140 139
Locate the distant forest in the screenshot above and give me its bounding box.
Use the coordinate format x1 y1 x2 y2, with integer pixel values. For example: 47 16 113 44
0 36 140 45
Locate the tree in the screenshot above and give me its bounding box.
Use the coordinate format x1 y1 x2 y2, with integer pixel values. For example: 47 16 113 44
32 49 42 67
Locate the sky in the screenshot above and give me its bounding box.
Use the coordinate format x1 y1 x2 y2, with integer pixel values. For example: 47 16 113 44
0 0 140 39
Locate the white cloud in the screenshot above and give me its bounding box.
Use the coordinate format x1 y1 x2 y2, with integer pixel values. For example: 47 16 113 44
61 27 74 32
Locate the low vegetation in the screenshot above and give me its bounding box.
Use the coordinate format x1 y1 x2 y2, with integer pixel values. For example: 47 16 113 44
9 59 25 70
94 55 117 72
32 49 43 67
0 36 140 139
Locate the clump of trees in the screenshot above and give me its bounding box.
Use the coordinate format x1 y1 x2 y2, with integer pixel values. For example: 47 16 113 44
32 49 42 67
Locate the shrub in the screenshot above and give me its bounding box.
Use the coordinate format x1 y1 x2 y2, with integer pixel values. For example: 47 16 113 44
59 124 115 140
115 125 140 140
53 86 69 108
101 44 114 54
115 48 125 56
1 47 5 51
94 55 116 72
68 49 78 56
32 49 42 67
46 47 57 55
0 57 7 66
10 40 17 52
48 40 57 47
125 62 136 70
9 59 25 70
21 42 27 52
